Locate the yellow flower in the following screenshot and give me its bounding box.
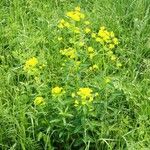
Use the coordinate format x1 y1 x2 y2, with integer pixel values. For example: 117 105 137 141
34 97 45 106
75 6 81 11
91 33 96 38
109 44 115 49
66 8 85 21
110 31 115 38
100 26 106 30
89 53 95 59
58 19 65 28
34 76 40 83
39 64 46 69
67 50 76 59
98 27 111 43
73 88 96 107
58 19 70 28
98 30 106 37
89 64 99 71
60 48 76 59
75 61 81 66
64 21 70 28
77 88 93 99
105 77 111 83
25 57 38 67
98 30 109 38
89 97 94 102
74 88 95 106
85 27 91 33
116 62 122 68
80 13 85 19
107 50 113 56
84 21 90 25
81 100 86 105
73 27 80 33
58 24 64 29
24 57 38 71
95 92 99 97
88 47 94 53
96 37 104 44
42 64 46 68
51 86 63 95
110 55 117 61
87 47 95 60
93 64 99 70
113 38 119 45
79 41 84 47
89 67 92 71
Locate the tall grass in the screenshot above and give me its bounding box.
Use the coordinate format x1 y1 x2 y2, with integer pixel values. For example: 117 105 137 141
0 0 150 149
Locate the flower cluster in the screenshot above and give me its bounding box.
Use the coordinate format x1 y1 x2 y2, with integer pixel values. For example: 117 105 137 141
24 57 38 72
95 26 119 49
57 6 122 68
89 64 99 71
77 88 93 99
34 96 45 106
73 88 98 107
27 6 122 108
60 48 77 59
51 86 64 96
58 19 70 29
23 57 47 74
84 27 91 34
87 46 96 59
66 6 85 21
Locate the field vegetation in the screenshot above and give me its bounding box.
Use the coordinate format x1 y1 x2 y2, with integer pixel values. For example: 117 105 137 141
0 0 150 149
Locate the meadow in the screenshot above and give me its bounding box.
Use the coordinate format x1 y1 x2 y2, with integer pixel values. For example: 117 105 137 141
0 0 150 149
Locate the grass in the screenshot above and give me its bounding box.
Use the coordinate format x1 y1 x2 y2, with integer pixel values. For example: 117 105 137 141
0 0 150 150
